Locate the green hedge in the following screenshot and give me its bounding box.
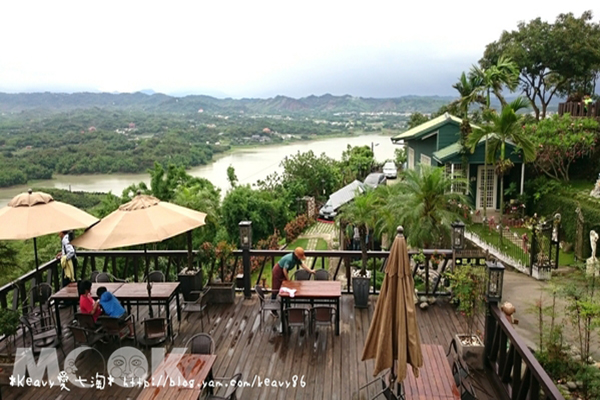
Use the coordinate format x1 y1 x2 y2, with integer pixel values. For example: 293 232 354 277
533 194 600 258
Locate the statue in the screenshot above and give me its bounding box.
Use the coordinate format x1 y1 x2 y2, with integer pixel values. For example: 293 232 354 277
590 174 600 198
591 230 599 260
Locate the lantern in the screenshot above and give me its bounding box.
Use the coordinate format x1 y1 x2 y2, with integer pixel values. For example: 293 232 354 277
451 220 466 250
239 221 252 249
486 260 505 302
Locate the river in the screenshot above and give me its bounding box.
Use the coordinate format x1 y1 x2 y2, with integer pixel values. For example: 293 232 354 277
0 134 400 206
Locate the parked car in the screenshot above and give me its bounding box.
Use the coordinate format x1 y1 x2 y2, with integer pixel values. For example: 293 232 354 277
319 180 365 220
363 173 387 189
383 161 398 179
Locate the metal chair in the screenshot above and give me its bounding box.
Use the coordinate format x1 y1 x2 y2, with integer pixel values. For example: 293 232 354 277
284 307 309 334
23 284 55 331
95 272 127 283
20 315 64 356
89 270 100 283
141 317 170 348
453 360 478 400
255 285 280 323
294 269 311 281
186 333 215 355
314 269 330 280
354 370 404 400
181 286 211 330
97 315 136 347
311 306 335 335
68 321 106 348
206 372 242 400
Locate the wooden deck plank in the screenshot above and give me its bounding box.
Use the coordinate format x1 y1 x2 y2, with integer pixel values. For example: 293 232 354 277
2 294 502 400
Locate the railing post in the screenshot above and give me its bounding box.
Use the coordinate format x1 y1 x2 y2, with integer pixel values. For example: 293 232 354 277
239 221 252 299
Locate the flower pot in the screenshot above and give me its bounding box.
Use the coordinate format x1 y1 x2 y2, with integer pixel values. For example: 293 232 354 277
178 268 203 302
532 265 551 281
455 334 485 370
207 282 235 304
352 276 370 309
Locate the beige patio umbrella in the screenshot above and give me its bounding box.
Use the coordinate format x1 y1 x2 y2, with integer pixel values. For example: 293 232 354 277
362 226 423 390
72 193 206 317
0 189 99 271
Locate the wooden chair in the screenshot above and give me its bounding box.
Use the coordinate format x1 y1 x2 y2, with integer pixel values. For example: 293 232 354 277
314 269 330 280
255 285 280 323
294 270 311 281
97 315 136 347
181 286 211 330
206 372 242 400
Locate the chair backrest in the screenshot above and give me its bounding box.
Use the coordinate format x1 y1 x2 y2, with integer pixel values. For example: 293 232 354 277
75 313 97 329
314 269 329 280
96 272 112 283
98 316 124 334
143 318 167 336
145 271 165 283
30 283 53 305
313 306 334 323
90 270 100 282
294 270 311 281
186 333 215 355
285 308 306 325
254 285 266 303
69 323 91 344
222 372 242 400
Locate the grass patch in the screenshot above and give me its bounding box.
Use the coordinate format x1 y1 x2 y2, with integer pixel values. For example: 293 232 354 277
468 224 530 266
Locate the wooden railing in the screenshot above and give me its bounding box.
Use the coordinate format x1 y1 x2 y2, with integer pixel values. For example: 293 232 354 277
558 101 600 117
485 304 565 400
0 248 454 313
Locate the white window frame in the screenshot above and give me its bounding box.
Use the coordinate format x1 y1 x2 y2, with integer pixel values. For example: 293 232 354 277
420 154 431 166
408 147 415 170
445 163 469 194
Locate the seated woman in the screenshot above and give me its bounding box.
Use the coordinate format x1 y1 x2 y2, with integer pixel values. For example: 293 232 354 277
78 280 102 322
96 286 135 339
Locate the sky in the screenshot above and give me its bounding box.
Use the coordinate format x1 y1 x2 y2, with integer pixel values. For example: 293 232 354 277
1 1 599 99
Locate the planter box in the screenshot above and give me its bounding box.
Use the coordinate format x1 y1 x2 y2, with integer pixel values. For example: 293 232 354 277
532 265 551 281
0 362 13 387
178 268 203 302
235 274 244 289
352 276 370 309
207 282 235 304
455 334 485 370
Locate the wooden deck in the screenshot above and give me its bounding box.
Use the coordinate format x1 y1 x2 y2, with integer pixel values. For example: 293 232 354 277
2 293 501 400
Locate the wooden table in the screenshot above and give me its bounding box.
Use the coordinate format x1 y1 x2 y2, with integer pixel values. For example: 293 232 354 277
279 280 341 335
51 282 125 336
403 344 460 400
136 354 217 400
113 283 181 338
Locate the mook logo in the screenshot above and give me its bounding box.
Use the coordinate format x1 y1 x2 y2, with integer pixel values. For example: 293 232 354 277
12 346 188 389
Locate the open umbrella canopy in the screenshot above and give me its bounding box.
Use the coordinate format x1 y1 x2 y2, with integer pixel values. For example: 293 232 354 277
0 190 99 240
362 226 423 384
72 194 206 250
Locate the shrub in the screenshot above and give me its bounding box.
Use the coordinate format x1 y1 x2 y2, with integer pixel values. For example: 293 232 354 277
284 214 313 243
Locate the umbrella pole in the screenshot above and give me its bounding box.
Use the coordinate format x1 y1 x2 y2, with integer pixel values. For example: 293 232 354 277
187 230 193 272
33 237 40 282
145 245 153 318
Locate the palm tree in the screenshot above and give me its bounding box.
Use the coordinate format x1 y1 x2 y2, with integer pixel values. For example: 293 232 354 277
337 189 379 276
390 166 469 249
451 72 485 118
468 97 536 221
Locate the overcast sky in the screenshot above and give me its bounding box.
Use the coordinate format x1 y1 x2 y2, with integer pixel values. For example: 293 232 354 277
1 1 598 99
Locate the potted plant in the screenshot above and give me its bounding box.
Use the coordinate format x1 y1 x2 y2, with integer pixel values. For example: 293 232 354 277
178 242 210 302
446 263 486 370
0 308 20 384
207 241 236 304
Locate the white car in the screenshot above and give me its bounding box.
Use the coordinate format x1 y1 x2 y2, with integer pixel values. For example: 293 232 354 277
383 162 397 179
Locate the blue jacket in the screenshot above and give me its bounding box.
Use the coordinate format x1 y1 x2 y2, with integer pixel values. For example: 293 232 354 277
99 291 125 318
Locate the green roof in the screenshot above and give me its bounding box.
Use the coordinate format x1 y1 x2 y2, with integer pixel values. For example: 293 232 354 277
432 135 517 163
392 113 464 142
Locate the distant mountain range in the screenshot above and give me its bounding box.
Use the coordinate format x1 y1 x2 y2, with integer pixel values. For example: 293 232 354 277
0 92 458 115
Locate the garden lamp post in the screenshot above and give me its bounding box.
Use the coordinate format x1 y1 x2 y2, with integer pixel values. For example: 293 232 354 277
239 221 252 299
485 259 504 303
451 221 466 250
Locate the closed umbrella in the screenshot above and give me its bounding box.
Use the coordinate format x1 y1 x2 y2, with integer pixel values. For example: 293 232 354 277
0 189 99 273
362 226 423 392
72 193 206 317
